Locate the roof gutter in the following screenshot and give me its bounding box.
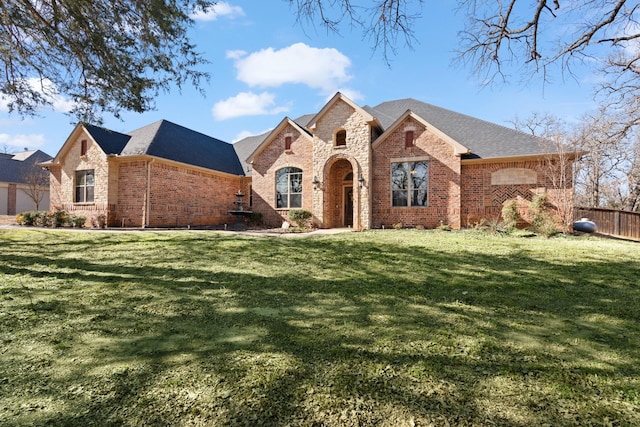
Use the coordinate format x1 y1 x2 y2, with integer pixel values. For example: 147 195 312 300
143 158 155 228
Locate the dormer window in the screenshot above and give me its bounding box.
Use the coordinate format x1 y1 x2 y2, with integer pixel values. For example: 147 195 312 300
404 130 415 148
335 129 347 146
284 135 293 151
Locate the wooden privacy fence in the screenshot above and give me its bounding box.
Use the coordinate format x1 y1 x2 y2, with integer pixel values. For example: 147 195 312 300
575 207 640 241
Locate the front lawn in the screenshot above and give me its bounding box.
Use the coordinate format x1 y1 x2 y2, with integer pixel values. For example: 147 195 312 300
1 229 639 426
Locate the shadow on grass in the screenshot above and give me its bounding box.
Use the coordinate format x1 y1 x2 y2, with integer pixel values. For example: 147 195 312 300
1 230 639 425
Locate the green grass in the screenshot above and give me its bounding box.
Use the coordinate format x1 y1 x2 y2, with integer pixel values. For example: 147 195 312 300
1 229 639 426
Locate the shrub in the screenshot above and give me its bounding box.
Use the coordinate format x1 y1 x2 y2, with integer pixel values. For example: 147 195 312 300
248 212 263 227
18 211 37 226
50 209 69 228
529 194 558 237
34 210 51 227
392 222 403 230
91 214 107 229
15 213 25 225
415 224 425 230
69 215 87 228
501 199 520 230
437 222 452 231
288 209 312 228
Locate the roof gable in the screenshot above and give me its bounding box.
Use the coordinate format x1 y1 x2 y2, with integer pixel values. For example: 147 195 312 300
306 92 378 131
372 110 470 156
84 124 131 155
246 117 312 164
368 99 550 159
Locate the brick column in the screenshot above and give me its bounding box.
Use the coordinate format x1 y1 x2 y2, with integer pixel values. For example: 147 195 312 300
7 183 16 215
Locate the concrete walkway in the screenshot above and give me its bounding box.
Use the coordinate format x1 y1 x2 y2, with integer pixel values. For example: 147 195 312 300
0 223 354 238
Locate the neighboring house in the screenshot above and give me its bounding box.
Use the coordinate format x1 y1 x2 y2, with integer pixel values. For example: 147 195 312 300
0 150 52 215
45 92 572 229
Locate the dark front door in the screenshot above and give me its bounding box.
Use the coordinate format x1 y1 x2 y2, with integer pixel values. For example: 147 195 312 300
344 186 353 227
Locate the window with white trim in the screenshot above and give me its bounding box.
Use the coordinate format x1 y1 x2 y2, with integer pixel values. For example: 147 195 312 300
276 167 302 208
75 170 95 203
391 161 428 207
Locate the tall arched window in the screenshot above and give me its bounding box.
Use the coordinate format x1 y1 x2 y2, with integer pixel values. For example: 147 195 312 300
335 129 347 146
276 167 303 208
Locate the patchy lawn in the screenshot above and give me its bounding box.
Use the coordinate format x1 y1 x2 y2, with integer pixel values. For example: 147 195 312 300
1 229 639 426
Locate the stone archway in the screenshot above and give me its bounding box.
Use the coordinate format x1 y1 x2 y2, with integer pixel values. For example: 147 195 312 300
324 157 355 228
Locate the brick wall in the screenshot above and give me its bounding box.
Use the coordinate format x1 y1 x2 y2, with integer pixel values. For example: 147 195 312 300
48 130 111 226
146 160 244 227
460 159 572 227
372 117 462 228
251 123 313 227
49 128 246 228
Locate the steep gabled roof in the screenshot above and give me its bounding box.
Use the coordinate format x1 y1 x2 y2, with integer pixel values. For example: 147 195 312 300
83 124 130 155
367 99 550 160
306 92 379 131
233 132 269 176
372 109 470 156
246 117 313 164
122 120 245 176
232 115 314 175
0 150 52 184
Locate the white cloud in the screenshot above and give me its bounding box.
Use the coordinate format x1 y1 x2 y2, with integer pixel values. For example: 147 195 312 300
232 128 273 143
226 50 246 60
1 78 75 114
192 2 244 21
331 88 364 103
212 91 289 120
231 43 352 93
0 133 46 149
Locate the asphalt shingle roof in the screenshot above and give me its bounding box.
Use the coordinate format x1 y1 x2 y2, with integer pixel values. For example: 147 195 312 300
367 98 549 159
84 124 131 155
0 150 53 184
78 97 550 178
122 120 244 176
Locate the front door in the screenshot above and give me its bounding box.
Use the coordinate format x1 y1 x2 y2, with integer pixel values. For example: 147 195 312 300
343 186 353 227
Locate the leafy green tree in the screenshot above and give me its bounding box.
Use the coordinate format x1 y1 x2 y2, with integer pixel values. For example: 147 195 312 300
1 0 213 123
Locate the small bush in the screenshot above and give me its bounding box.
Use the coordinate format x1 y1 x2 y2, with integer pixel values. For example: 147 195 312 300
415 224 425 230
248 212 263 227
392 222 403 230
34 210 51 227
69 215 87 228
91 214 107 229
501 199 520 230
529 194 558 237
288 209 312 228
437 222 452 231
50 209 69 228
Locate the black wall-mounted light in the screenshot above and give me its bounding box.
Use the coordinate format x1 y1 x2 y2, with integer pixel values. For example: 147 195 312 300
312 176 321 189
358 175 365 188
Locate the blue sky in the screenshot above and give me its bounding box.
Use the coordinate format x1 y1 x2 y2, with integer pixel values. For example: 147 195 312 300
0 1 598 157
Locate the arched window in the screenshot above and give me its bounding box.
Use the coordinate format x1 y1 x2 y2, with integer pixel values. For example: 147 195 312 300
276 167 303 209
335 129 347 146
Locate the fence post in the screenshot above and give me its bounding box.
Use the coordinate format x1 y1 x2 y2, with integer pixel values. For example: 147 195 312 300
614 210 620 236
